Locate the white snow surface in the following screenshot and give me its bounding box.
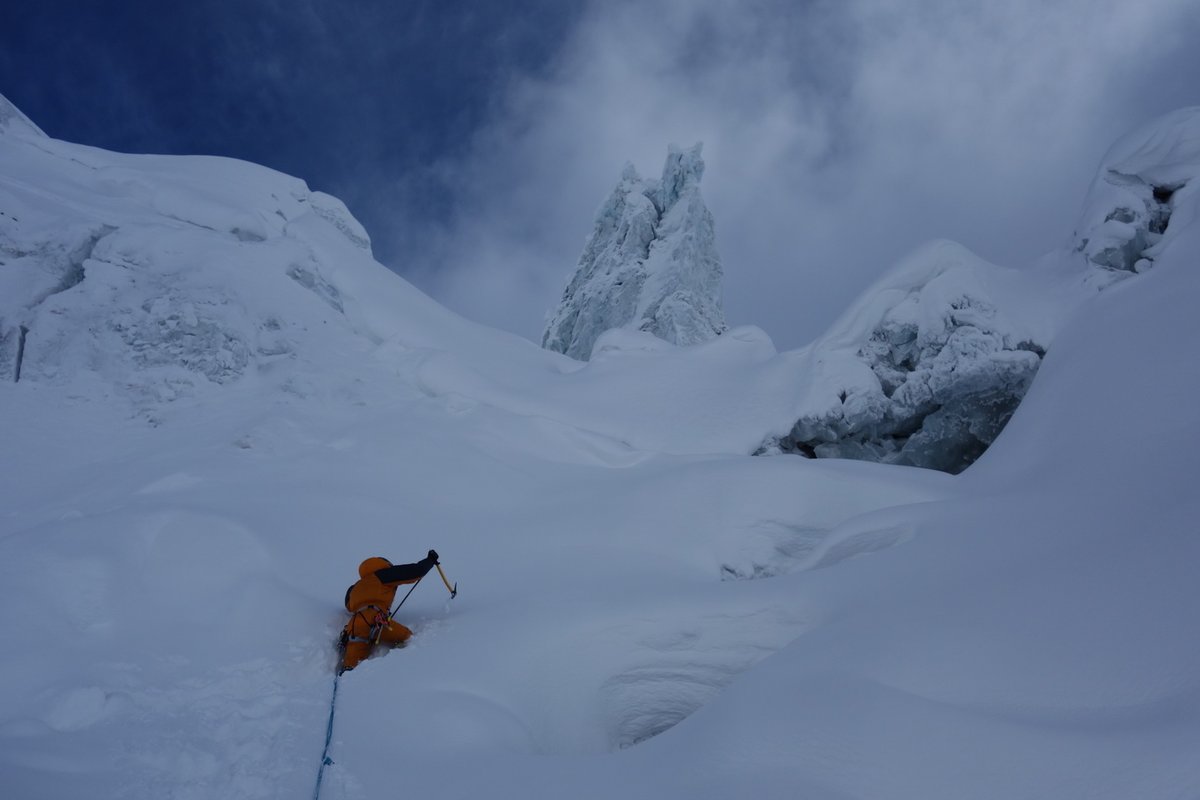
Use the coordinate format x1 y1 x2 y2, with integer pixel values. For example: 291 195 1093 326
2 99 1199 799
542 143 727 360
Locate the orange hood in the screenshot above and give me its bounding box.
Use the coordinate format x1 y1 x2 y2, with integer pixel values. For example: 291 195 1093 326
358 557 391 578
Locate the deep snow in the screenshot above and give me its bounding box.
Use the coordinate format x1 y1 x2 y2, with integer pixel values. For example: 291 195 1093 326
1 95 1199 799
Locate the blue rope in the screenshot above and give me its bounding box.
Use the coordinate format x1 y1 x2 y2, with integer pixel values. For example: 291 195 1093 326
312 671 341 800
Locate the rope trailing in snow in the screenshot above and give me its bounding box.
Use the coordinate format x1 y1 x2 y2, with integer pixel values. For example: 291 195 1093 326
312 671 341 800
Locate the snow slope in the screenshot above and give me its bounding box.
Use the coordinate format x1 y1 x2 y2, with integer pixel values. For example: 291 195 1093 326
1 97 1198 799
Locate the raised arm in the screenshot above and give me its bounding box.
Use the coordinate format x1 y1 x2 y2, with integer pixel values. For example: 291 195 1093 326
374 550 439 585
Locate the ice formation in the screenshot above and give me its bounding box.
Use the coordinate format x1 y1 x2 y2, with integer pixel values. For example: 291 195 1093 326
1072 106 1200 279
542 144 727 360
760 241 1049 474
759 106 1200 474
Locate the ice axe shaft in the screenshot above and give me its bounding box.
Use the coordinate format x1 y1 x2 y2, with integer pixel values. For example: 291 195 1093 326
436 563 457 598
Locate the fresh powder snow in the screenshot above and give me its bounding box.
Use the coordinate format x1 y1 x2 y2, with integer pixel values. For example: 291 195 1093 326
1 94 1199 800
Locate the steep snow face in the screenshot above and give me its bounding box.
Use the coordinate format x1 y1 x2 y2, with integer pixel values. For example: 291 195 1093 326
0 99 381 410
0 93 556 421
761 241 1052 474
1072 106 1200 278
542 144 727 360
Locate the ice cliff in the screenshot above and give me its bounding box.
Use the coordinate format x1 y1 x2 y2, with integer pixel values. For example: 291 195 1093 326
759 241 1051 474
760 106 1200 474
542 144 727 360
0 93 390 410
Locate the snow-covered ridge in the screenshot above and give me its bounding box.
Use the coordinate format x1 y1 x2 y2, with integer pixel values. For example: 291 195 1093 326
542 143 727 360
0 94 46 138
0 113 359 401
0 93 553 421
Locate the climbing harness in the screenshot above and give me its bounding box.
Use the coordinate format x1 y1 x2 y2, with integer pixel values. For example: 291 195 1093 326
344 604 388 646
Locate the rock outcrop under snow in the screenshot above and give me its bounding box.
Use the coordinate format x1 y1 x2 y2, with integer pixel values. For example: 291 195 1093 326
542 144 727 360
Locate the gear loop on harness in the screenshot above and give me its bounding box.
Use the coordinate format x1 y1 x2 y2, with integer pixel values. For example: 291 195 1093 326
346 604 388 644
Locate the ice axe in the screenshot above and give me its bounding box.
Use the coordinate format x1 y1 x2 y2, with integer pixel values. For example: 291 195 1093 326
436 563 457 599
385 559 456 623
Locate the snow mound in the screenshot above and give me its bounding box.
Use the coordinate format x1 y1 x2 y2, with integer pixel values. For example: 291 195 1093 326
542 143 727 360
1072 106 1200 278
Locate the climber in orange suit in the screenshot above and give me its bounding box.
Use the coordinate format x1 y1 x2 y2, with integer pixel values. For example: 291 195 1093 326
340 550 439 672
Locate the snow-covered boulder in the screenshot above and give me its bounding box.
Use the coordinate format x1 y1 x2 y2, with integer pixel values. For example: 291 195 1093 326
542 143 727 360
761 241 1051 474
1072 106 1200 279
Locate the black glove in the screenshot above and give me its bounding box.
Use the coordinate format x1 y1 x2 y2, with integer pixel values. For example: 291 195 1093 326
427 549 439 565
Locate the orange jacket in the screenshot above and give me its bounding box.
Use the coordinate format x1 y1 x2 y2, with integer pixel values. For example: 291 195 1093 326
344 553 438 615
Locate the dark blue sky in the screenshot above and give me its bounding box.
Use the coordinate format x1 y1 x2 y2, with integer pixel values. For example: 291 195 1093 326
3 2 1199 348
0 0 579 267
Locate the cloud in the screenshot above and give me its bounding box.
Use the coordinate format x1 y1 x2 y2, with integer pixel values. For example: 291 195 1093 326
396 0 1200 350
7 2 1194 351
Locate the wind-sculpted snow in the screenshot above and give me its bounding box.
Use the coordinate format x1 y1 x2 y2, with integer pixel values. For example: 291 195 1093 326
542 144 727 360
1072 106 1200 279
